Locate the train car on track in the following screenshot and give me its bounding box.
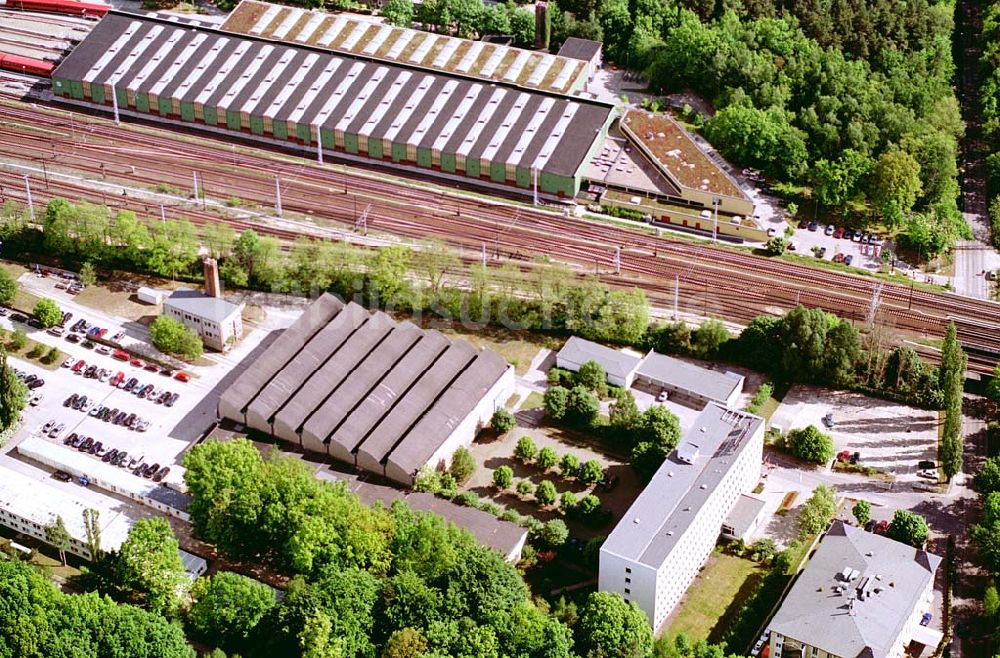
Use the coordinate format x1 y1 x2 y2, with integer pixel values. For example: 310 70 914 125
0 53 55 76
0 0 108 17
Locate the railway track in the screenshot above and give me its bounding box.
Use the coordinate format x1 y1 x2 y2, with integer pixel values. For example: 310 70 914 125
1 97 998 374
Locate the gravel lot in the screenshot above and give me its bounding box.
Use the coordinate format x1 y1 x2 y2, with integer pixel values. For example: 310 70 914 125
770 385 940 483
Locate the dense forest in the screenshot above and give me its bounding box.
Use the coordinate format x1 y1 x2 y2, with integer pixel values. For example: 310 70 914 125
545 0 969 257
981 0 1000 246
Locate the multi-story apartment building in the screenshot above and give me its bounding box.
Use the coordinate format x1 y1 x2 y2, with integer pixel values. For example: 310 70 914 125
768 521 942 658
599 402 765 629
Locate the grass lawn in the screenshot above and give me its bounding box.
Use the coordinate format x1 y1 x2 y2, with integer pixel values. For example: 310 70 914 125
3 328 64 370
755 381 789 423
521 391 544 410
434 323 560 376
665 549 763 643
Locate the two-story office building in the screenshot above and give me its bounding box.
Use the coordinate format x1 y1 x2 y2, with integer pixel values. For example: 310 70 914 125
768 521 942 658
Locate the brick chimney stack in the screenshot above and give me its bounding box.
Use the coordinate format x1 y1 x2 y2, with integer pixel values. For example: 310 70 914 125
203 258 221 298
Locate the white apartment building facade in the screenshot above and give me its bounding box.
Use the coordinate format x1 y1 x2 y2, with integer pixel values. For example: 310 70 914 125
163 288 244 351
599 403 765 629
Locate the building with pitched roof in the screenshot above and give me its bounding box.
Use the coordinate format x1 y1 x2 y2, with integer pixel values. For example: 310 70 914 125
768 521 942 658
50 8 616 199
218 294 514 485
555 335 642 387
599 403 764 629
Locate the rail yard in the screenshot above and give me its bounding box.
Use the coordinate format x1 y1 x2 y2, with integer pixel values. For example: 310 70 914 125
1 95 998 375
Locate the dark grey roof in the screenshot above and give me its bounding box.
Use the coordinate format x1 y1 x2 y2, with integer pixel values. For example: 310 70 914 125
770 521 941 658
244 303 370 427
221 295 511 480
601 403 764 567
557 37 602 62
317 472 526 559
164 288 241 323
636 352 743 403
53 12 616 179
557 336 642 381
217 294 343 419
389 349 509 477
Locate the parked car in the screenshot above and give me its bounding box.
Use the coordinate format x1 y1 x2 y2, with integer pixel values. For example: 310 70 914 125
833 227 846 239
836 450 851 463
124 377 138 392
28 392 42 406
27 378 44 390
832 253 845 263
174 371 190 383
130 358 144 368
102 449 118 463
143 463 160 479
90 441 103 455
81 340 95 349
78 437 94 452
64 394 78 408
152 466 170 482
52 470 72 482
72 360 86 374
89 404 104 417
66 333 81 344
137 419 150 432
918 460 937 470
920 613 933 627
99 369 110 383
48 423 65 438
62 356 76 368
46 326 64 337
84 365 98 378
824 224 835 235
96 344 111 355
111 371 125 387
874 520 889 535
165 392 179 407
917 469 938 480
112 350 129 362
797 219 810 229
808 222 819 232
864 519 877 532
843 255 854 266
822 413 834 428
850 451 861 464
600 472 619 492
63 433 77 446
111 330 126 342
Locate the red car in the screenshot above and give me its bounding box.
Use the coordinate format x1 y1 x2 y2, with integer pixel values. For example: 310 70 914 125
112 350 129 362
874 520 889 535
130 358 144 368
833 227 846 239
110 371 125 387
174 371 190 383
143 363 159 373
836 450 851 463
72 360 87 373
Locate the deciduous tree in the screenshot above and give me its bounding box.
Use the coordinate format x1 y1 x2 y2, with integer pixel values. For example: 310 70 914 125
116 518 188 615
575 592 653 658
887 509 929 547
33 297 62 328
797 485 837 538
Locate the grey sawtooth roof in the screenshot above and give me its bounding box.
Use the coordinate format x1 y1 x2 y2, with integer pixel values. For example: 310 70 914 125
165 288 242 323
217 294 343 420
219 294 512 481
769 521 941 658
53 12 616 180
601 403 763 567
557 336 642 382
636 352 743 403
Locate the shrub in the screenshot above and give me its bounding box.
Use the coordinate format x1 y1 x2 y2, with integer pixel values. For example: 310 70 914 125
448 446 476 484
797 485 837 539
491 408 516 434
748 538 778 564
560 491 577 512
42 346 60 365
785 425 835 464
543 386 569 420
745 382 773 415
565 386 600 428
575 494 601 518
500 509 522 524
559 453 581 478
576 360 608 397
33 298 62 328
492 465 514 489
149 315 203 360
765 237 788 255
8 329 27 351
538 519 569 547
578 460 604 485
852 500 871 526
516 479 535 496
536 446 558 470
535 480 557 506
514 435 537 462
453 491 480 508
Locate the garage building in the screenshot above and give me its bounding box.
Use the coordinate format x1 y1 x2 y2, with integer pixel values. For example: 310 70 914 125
50 10 616 199
218 294 514 485
634 352 744 407
555 335 642 387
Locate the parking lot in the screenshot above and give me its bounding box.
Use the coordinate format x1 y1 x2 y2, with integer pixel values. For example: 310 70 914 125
770 385 940 483
787 222 887 271
14 348 195 469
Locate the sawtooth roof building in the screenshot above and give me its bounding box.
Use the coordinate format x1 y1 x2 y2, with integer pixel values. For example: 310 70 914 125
599 403 765 629
50 6 616 199
218 294 514 485
768 521 942 658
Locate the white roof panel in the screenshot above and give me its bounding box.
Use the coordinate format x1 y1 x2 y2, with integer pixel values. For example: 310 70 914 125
363 24 393 55
107 24 164 86
386 29 417 59
507 97 555 166
532 103 578 169
383 75 434 141
271 7 303 39
334 65 389 132
127 28 183 91
295 12 325 42
410 79 458 144
290 58 352 125
242 48 296 114
263 52 320 118
339 21 369 51
82 20 142 83
149 32 207 95
455 41 484 73
456 87 505 157
481 91 529 161
359 70 411 136
249 4 281 35
501 49 531 82
432 85 481 151
176 36 229 100
479 45 505 76
408 33 437 63
431 38 460 68
194 40 252 105
317 15 349 47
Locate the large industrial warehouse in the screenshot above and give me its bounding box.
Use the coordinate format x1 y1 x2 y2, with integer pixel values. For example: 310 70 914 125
49 7 616 198
218 294 514 485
